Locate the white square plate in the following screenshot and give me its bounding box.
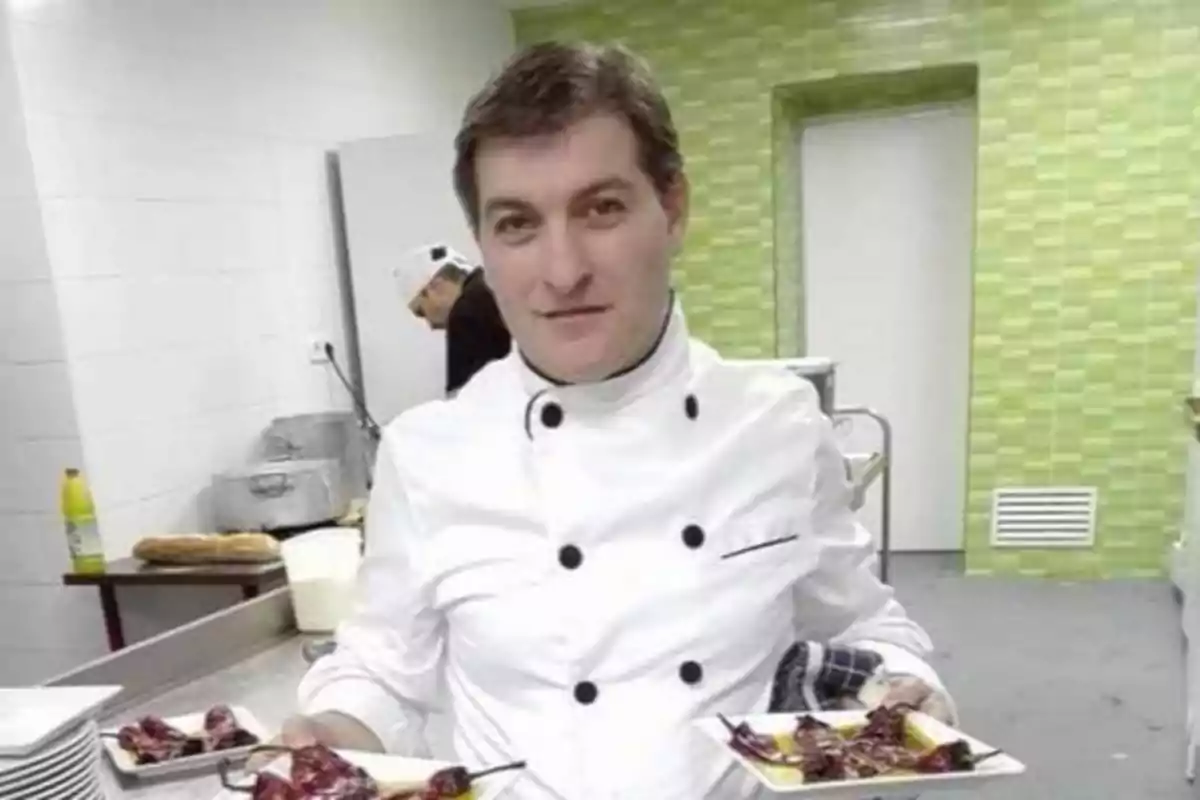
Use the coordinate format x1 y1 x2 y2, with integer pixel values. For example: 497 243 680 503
695 709 1026 798
213 749 524 800
100 705 269 780
0 685 121 758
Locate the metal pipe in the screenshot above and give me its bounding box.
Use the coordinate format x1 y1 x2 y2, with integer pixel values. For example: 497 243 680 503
832 406 894 584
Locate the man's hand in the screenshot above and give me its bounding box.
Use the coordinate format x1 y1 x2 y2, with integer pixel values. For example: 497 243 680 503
833 675 956 726
876 675 957 726
244 712 384 772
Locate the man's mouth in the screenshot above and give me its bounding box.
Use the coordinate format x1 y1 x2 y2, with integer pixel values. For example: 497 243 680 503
541 305 610 319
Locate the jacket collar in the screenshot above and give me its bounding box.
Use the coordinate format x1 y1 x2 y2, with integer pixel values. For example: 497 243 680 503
516 293 690 410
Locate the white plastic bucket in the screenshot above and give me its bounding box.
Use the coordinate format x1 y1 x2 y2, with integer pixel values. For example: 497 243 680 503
280 527 362 633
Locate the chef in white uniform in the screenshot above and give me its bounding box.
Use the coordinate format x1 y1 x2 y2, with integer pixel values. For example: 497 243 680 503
281 41 954 799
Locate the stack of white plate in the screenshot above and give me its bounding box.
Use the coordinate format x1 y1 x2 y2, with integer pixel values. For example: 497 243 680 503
0 685 120 800
0 719 103 799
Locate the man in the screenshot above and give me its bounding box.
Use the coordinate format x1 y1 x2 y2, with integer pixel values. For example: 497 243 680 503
398 242 512 395
277 42 954 799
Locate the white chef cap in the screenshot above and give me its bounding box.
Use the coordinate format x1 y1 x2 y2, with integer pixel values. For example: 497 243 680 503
394 243 475 302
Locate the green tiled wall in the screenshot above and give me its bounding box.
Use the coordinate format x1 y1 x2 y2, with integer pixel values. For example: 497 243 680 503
514 0 1200 578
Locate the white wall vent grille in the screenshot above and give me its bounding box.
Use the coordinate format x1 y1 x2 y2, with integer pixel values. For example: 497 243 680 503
990 486 1097 548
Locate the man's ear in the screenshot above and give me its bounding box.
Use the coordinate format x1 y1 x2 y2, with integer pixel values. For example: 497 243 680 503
663 173 690 252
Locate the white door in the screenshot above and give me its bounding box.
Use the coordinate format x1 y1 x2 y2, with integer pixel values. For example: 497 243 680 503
799 103 975 552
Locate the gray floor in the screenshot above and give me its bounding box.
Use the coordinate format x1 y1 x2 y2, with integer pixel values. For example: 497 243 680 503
889 553 1191 799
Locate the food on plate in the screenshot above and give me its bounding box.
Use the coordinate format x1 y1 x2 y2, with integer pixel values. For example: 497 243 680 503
205 705 264 750
719 704 1000 783
104 704 261 764
132 532 281 565
219 742 526 799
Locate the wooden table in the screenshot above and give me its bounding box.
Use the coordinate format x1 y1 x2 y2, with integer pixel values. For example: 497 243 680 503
62 558 286 651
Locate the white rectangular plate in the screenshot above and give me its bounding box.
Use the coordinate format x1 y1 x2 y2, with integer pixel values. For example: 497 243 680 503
0 685 121 758
695 709 1025 798
101 705 269 780
213 749 522 800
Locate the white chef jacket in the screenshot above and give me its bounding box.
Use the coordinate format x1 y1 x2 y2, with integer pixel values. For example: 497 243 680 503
298 298 948 800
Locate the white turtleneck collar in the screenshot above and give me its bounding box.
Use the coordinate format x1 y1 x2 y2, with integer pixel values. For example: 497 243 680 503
516 293 691 410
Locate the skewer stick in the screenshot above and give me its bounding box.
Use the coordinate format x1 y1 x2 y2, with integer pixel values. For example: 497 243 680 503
468 760 527 781
972 749 1005 765
217 758 254 793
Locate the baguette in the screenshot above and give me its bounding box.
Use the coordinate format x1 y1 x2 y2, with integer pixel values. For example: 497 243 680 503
133 533 281 565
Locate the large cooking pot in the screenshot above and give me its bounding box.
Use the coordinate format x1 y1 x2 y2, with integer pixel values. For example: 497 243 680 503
211 458 350 533
260 412 375 499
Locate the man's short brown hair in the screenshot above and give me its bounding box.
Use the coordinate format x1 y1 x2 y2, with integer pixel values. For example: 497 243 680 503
453 41 684 231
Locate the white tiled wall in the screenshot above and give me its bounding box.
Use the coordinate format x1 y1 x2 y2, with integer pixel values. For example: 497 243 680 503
0 4 103 681
0 0 514 683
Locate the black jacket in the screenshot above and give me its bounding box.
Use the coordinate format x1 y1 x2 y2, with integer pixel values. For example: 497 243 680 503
446 268 512 394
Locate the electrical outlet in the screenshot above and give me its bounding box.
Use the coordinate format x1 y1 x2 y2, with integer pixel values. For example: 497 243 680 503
308 335 332 364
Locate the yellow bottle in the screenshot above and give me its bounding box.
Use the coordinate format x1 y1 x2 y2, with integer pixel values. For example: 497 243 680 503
62 468 105 573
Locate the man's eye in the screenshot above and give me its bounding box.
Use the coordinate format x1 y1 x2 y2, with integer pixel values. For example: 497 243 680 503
495 216 533 235
590 198 625 216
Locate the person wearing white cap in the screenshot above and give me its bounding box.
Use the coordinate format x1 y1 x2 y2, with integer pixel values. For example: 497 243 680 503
397 243 511 395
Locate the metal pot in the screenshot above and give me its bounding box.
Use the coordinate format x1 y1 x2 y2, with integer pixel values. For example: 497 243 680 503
211 458 350 533
261 412 374 499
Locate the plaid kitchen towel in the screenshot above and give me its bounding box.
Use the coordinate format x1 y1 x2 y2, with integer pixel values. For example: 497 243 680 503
768 641 884 713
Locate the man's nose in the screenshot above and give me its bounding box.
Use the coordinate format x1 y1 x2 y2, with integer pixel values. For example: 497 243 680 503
541 225 592 295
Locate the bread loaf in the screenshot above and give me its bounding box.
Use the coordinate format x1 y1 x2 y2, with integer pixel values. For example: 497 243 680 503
132 533 281 565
